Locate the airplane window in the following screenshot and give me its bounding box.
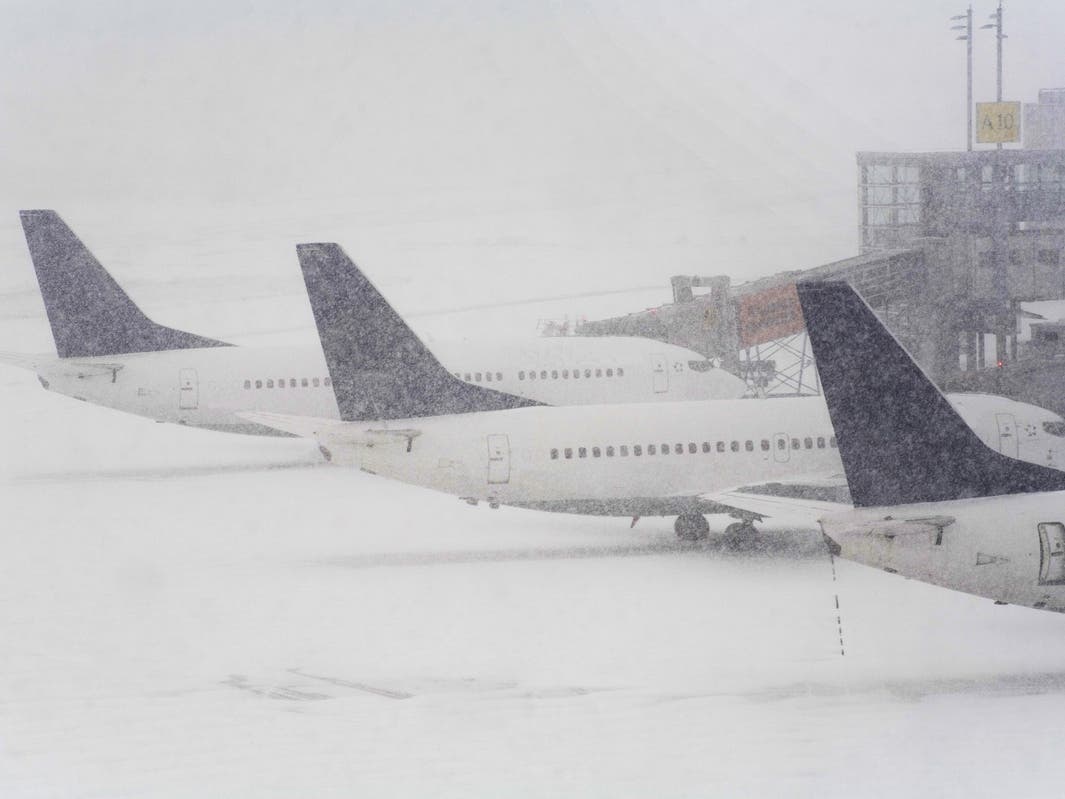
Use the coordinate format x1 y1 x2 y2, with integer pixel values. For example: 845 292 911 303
596 369 603 378
578 447 587 458
290 379 296 388
485 372 493 382
302 378 309 387
565 448 573 459
606 446 615 457
791 438 800 450
313 378 320 387
541 371 547 379
745 440 754 452
662 443 671 455
255 380 263 389
464 373 471 382
688 360 713 372
519 371 526 380
1044 421 1065 437
606 369 614 377
496 372 502 381
573 370 580 380
277 378 285 389
324 377 331 387
648 445 656 455
688 443 697 454
730 441 739 452
761 439 770 451
475 373 482 382
620 445 629 456
618 368 625 377
632 445 641 456
676 443 684 454
830 437 838 448
552 370 559 379
592 447 601 458
702 442 711 453
551 448 559 460
817 437 826 449
584 369 591 378
777 438 786 450
563 370 569 379
717 442 725 453
267 379 274 388
243 380 251 389
804 437 813 449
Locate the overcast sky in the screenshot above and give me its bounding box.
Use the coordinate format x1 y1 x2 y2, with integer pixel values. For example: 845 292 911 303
1 0 1063 305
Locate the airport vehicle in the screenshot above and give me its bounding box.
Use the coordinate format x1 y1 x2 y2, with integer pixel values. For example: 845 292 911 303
1 211 747 435
800 281 1065 613
243 243 1065 541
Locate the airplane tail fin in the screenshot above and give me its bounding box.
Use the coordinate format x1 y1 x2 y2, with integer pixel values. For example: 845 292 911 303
20 210 230 358
296 242 542 421
796 281 1065 507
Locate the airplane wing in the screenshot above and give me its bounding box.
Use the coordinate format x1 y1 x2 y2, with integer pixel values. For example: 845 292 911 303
697 474 853 526
237 411 422 450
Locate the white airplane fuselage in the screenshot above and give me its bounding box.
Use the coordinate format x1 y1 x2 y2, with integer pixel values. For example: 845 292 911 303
312 393 1065 516
33 337 747 434
821 493 1065 613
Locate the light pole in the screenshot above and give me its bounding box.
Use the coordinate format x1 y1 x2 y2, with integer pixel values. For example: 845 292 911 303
981 2 1009 362
951 7 973 151
981 2 1006 150
981 2 1005 102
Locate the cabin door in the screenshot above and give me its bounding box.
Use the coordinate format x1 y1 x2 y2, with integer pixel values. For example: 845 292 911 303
651 353 669 393
486 434 511 484
1038 522 1065 585
773 432 790 463
995 413 1018 458
179 368 199 410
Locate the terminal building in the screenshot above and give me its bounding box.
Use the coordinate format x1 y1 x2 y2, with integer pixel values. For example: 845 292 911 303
574 88 1065 412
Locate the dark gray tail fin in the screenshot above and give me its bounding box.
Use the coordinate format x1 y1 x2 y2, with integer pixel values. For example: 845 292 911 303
20 210 230 358
296 243 542 421
797 281 1065 507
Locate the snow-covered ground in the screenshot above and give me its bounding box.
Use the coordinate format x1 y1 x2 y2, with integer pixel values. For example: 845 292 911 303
4 284 1065 798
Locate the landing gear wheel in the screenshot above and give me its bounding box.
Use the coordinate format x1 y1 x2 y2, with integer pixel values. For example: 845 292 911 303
675 513 710 542
722 521 757 548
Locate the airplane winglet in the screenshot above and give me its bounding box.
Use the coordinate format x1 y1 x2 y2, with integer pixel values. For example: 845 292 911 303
796 281 1065 506
296 242 543 421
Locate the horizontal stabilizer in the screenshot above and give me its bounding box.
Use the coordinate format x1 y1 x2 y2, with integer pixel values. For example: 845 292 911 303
236 411 344 439
20 210 231 358
0 351 46 371
296 242 543 421
237 411 421 449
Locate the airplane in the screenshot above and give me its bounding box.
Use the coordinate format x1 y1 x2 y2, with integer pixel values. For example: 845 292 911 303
0 210 749 435
798 281 1065 614
241 242 1065 542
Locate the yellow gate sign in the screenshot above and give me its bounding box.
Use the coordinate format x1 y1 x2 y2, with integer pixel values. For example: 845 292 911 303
976 101 1021 143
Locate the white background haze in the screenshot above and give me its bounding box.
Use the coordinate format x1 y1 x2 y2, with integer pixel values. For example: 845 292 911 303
3 1 1065 796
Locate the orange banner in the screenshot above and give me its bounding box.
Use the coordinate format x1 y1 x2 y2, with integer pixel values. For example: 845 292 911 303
737 284 805 349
